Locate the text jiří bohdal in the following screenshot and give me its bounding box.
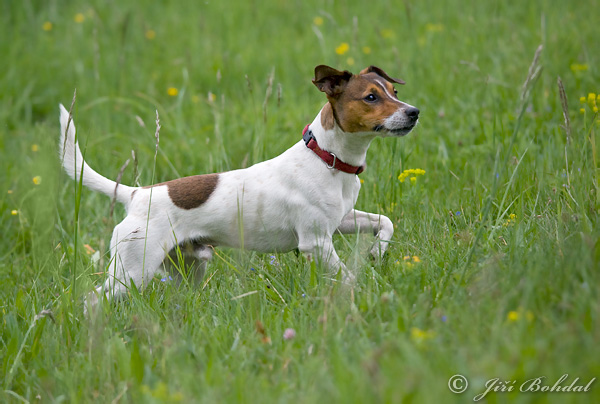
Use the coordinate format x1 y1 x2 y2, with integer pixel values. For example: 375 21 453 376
473 374 596 401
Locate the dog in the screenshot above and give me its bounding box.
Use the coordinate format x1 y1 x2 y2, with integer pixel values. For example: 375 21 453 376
58 65 419 309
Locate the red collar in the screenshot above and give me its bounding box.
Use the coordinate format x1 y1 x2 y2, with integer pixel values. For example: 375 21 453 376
302 125 365 175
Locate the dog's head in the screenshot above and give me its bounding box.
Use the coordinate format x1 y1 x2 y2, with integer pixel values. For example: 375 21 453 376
313 65 419 136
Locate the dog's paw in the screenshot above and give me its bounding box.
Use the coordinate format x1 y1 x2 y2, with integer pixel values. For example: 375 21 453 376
340 267 357 285
369 241 389 263
83 287 103 317
83 294 98 317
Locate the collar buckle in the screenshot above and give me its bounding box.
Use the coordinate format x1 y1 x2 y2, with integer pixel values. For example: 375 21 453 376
302 124 365 175
325 153 337 169
302 124 313 146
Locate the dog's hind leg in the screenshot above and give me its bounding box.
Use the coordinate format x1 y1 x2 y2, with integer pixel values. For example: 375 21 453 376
193 244 212 279
188 244 212 286
85 217 173 313
167 242 212 286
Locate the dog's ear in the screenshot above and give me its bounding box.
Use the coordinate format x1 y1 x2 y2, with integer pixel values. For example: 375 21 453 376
313 65 353 97
360 65 405 85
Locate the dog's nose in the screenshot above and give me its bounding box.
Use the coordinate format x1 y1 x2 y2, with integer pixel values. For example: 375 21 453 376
405 107 420 119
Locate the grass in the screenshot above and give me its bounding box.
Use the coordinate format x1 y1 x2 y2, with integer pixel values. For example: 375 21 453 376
1 0 599 402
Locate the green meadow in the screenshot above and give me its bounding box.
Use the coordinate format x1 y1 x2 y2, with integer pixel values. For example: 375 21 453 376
1 0 599 402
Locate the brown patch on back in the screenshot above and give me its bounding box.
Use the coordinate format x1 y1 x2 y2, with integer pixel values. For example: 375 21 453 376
169 174 219 209
321 102 335 130
148 174 219 210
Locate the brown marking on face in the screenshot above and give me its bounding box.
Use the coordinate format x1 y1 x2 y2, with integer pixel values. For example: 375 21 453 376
359 66 405 85
313 65 409 133
337 74 402 132
146 174 219 210
313 65 353 97
320 102 335 130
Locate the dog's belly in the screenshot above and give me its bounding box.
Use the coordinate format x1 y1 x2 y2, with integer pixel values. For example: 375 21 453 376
182 207 301 253
227 227 299 253
183 225 298 253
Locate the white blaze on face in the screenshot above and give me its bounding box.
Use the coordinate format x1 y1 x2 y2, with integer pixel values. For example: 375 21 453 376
372 77 418 133
372 77 401 104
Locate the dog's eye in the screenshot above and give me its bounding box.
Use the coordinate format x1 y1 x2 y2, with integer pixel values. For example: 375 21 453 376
393 89 398 96
364 94 378 102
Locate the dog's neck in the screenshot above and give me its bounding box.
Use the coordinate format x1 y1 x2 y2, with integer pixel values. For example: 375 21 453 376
308 105 376 168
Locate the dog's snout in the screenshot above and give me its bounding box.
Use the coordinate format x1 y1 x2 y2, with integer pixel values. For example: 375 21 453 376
405 107 420 119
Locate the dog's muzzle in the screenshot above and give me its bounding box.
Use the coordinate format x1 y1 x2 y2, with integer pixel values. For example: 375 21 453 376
378 106 420 136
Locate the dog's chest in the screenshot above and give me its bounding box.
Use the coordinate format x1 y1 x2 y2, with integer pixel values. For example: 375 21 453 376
335 174 361 213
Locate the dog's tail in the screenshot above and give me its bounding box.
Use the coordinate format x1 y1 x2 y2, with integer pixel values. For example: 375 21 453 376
59 104 136 206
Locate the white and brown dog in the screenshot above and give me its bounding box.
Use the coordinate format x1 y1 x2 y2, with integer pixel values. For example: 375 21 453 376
59 65 419 309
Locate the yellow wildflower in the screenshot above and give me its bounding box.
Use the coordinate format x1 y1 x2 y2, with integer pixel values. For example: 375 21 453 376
503 214 516 227
359 179 364 184
580 108 586 114
191 95 200 103
362 46 372 55
580 96 586 103
381 29 394 39
508 308 534 323
570 63 588 72
410 176 417 183
11 210 18 216
74 13 85 23
594 107 599 113
398 168 426 183
400 255 421 268
425 23 444 32
335 42 349 55
141 381 183 402
313 16 324 26
8 190 13 194
410 327 435 344
589 93 596 104
167 87 178 97
42 21 53 31
145 29 156 40
346 57 355 66
31 144 39 152
32 176 42 185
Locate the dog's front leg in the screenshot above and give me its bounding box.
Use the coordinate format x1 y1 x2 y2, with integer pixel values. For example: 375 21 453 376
336 209 394 261
298 234 355 283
